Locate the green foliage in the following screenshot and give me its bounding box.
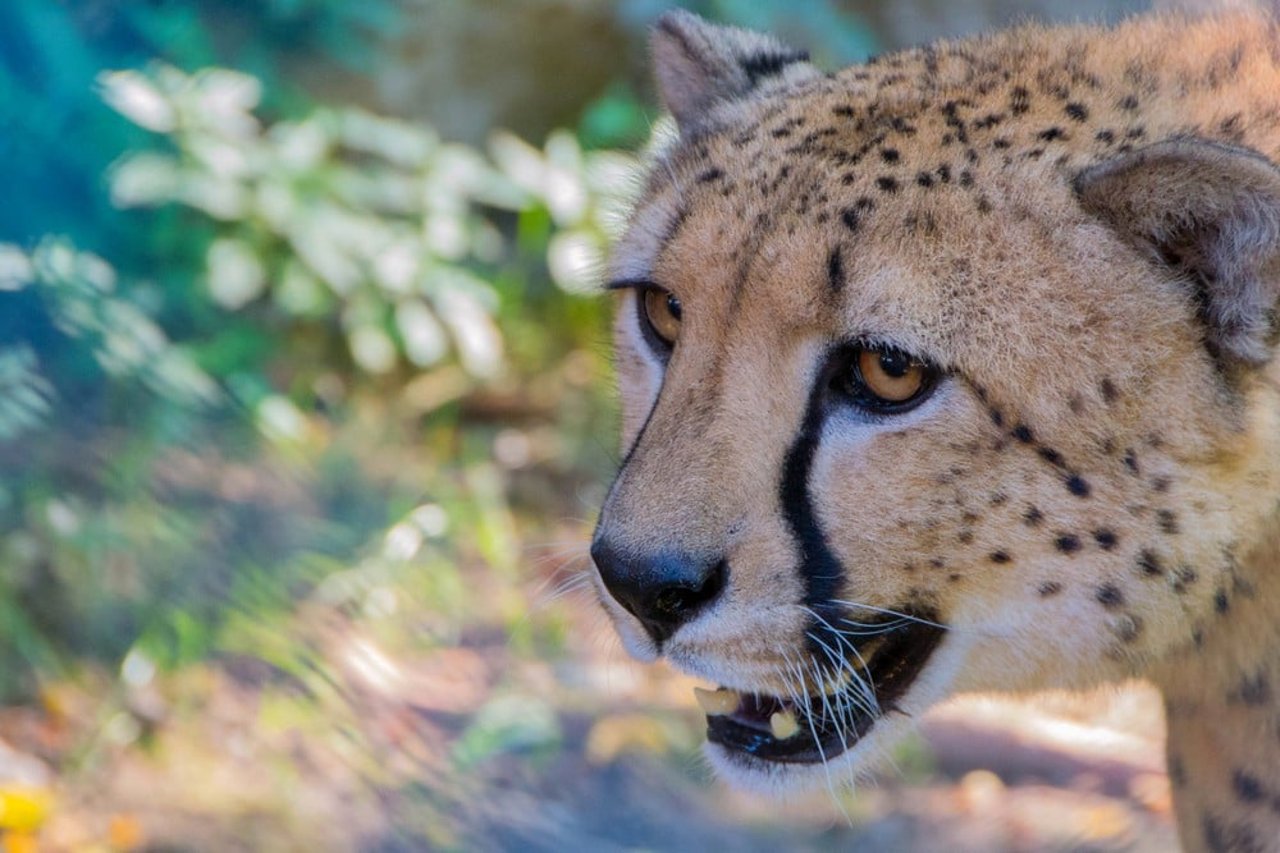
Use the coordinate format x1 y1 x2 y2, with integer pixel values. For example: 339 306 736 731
1 50 636 700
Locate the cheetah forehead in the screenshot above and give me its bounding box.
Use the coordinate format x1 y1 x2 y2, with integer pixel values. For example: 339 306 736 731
610 11 1280 427
617 10 1280 289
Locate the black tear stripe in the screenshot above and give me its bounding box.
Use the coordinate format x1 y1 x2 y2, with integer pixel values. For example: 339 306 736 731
780 373 847 657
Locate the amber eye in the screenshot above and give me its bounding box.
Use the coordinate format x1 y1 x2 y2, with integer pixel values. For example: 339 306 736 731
833 345 937 412
641 287 683 347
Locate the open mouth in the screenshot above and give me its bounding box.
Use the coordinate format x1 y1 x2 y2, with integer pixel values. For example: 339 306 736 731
698 610 945 764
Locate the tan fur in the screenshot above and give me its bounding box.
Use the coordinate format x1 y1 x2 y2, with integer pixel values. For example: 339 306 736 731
594 10 1280 851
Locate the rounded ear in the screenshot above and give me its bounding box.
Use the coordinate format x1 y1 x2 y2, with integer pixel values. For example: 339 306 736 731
650 10 819 137
1074 138 1280 366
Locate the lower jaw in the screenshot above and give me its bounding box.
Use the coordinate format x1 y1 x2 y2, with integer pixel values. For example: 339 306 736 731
701 615 946 767
706 710 871 764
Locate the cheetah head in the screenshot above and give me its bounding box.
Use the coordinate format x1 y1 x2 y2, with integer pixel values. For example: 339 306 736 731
590 11 1280 792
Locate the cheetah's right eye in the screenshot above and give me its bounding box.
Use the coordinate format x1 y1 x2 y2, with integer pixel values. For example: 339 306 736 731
641 287 683 348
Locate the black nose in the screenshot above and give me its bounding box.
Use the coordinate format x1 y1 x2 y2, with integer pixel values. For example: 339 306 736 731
590 538 727 644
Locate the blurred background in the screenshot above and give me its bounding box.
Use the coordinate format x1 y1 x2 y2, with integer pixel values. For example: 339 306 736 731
0 0 1194 849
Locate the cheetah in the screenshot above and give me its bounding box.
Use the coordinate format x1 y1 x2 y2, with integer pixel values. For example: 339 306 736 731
588 7 1280 851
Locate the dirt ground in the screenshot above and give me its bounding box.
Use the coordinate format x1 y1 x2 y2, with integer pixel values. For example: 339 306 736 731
0 583 1179 852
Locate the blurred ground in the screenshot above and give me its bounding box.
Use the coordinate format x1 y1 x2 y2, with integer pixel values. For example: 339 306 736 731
0 604 1178 851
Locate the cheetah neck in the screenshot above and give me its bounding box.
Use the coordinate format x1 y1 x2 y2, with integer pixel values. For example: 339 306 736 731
1150 518 1280 853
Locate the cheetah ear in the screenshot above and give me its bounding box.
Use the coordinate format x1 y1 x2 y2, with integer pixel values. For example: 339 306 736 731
651 10 818 136
1075 138 1280 366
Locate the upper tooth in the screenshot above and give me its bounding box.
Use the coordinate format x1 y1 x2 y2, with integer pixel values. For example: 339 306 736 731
770 710 800 740
693 687 740 716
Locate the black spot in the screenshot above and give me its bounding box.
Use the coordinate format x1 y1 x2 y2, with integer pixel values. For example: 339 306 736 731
1234 672 1271 706
1115 613 1143 643
740 49 811 86
841 208 860 233
990 550 1012 564
1202 814 1265 853
958 530 974 545
1096 584 1124 608
890 116 917 135
770 127 793 139
1066 475 1091 498
1137 549 1163 576
1023 506 1044 527
696 167 725 184
1233 770 1265 804
976 196 992 214
1100 378 1118 403
1168 756 1186 787
1172 565 1197 593
1038 581 1063 597
1064 102 1089 121
993 137 1012 149
1038 448 1063 467
1095 129 1116 144
1125 126 1146 140
1123 450 1140 475
1010 86 1031 114
936 164 952 183
1215 588 1230 613
990 409 1004 427
1038 127 1067 141
1012 424 1034 443
916 171 935 187
1157 510 1179 534
880 148 900 163
832 105 856 117
1152 476 1171 493
1055 534 1082 554
1119 94 1139 111
855 196 876 211
1093 529 1118 550
958 170 974 187
827 248 845 293
876 176 899 193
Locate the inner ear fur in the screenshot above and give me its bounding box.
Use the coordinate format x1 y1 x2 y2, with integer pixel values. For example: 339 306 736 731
1074 137 1280 365
650 10 819 136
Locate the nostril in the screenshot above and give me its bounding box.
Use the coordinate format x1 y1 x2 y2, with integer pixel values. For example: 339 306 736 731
590 539 728 642
649 559 727 617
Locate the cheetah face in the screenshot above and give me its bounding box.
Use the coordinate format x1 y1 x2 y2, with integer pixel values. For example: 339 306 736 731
590 11 1280 791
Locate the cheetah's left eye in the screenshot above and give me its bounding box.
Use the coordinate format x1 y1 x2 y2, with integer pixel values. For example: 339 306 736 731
831 345 938 413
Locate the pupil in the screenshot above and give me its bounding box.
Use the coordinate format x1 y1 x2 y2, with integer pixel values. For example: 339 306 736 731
666 294 682 320
879 350 910 378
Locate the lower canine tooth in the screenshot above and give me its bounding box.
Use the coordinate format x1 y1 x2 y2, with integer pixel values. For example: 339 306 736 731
693 687 740 716
770 710 800 740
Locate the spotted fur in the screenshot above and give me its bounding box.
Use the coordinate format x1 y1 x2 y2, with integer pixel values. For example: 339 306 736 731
592 10 1280 851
